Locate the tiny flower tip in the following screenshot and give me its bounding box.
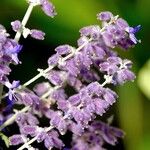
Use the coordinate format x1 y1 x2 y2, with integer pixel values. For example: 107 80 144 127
133 25 141 33
12 80 20 88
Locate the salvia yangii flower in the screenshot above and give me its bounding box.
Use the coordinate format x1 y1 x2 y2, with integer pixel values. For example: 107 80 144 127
0 9 140 150
27 0 57 17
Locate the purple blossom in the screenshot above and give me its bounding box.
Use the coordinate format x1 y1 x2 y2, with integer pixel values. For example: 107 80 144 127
46 70 66 86
11 20 22 32
79 26 94 36
71 121 124 149
33 82 51 96
48 53 60 66
40 0 57 17
4 80 20 101
16 112 39 126
9 134 24 145
27 0 57 17
125 25 141 44
0 10 140 150
97 11 113 21
116 18 129 30
99 56 135 84
55 45 73 55
20 125 37 136
44 130 64 149
0 65 11 82
30 29 45 40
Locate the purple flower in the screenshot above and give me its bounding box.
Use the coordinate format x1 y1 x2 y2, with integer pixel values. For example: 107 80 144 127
79 26 93 36
116 18 129 30
4 80 20 101
30 29 45 40
44 131 64 149
97 11 113 21
37 131 47 143
40 0 57 17
70 122 84 136
99 56 135 84
9 134 24 145
113 68 135 84
103 88 118 105
60 59 80 77
1 10 140 150
55 45 73 55
67 75 83 91
0 65 11 81
16 112 39 126
71 121 124 149
11 20 22 32
46 70 66 86
33 82 51 96
20 125 37 136
125 25 141 44
3 39 22 64
27 0 57 17
48 53 60 66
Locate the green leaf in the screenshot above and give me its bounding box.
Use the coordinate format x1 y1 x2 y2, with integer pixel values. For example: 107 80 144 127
138 59 150 99
0 132 9 148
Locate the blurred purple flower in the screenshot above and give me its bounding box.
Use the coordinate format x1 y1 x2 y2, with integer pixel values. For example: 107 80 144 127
30 29 45 40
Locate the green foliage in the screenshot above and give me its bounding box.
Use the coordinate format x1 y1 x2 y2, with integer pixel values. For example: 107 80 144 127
0 132 9 148
138 59 150 99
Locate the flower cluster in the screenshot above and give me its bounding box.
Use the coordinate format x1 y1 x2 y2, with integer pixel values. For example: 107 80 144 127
0 1 140 150
0 25 22 84
71 121 124 150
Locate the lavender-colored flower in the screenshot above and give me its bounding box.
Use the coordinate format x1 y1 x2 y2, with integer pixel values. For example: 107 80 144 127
69 122 85 136
0 65 11 82
99 56 135 84
50 111 67 135
37 131 47 143
74 52 92 69
97 11 113 21
1 10 140 150
60 59 80 77
16 112 39 126
11 20 22 32
44 130 64 149
30 29 45 40
51 89 67 101
113 68 135 84
2 39 22 64
4 80 20 101
40 0 57 17
116 18 129 30
20 125 37 136
103 88 118 105
48 53 60 66
80 67 100 82
67 75 83 91
46 70 67 86
33 82 51 96
125 25 141 44
79 26 94 37
27 0 57 17
9 134 24 145
55 45 73 56
71 121 124 150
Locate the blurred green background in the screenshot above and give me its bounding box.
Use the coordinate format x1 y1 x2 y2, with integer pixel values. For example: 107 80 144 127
0 0 150 149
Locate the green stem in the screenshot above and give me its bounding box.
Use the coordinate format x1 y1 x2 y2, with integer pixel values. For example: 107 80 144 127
15 3 34 42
